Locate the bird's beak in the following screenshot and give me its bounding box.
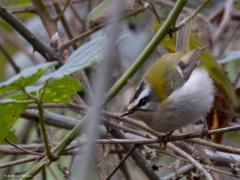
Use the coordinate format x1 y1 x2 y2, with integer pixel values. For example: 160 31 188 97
120 109 134 117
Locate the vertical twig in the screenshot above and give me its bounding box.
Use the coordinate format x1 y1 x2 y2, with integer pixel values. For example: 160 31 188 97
21 86 57 161
106 145 137 180
31 0 57 36
0 41 20 73
53 1 78 49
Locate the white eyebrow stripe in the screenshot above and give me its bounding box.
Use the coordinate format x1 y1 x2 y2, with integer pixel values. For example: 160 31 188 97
137 86 150 102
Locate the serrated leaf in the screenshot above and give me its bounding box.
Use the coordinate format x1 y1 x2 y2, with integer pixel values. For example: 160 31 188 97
0 62 57 94
161 33 237 106
0 102 26 144
42 77 83 103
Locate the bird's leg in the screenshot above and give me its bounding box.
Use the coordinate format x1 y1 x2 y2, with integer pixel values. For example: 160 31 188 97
201 116 210 138
158 131 174 148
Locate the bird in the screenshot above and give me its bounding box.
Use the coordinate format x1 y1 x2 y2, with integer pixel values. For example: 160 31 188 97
121 18 215 133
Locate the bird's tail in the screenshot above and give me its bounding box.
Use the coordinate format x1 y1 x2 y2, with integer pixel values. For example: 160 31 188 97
176 15 191 53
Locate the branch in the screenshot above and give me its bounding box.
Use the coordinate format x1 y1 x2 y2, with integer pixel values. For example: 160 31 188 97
0 41 20 73
20 116 87 179
0 156 41 169
161 164 194 180
168 143 213 180
174 0 211 31
111 130 160 180
22 109 78 129
6 5 36 14
189 139 240 155
106 145 138 180
59 4 149 51
25 103 240 142
21 87 57 161
5 139 43 156
31 0 57 37
0 6 58 61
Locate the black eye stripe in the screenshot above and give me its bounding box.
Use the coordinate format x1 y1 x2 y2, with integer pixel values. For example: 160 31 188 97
130 82 145 103
138 96 149 107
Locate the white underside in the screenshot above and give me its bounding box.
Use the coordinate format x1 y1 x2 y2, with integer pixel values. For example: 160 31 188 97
145 68 215 132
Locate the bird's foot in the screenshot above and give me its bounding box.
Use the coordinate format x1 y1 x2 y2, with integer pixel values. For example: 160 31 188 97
201 118 212 139
157 131 173 149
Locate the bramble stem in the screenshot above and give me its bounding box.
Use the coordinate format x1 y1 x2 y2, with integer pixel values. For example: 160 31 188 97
105 0 188 103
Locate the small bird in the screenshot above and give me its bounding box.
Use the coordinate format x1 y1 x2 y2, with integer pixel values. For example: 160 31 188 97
121 20 215 133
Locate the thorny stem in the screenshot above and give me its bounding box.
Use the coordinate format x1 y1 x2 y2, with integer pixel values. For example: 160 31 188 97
104 0 188 103
21 87 57 161
36 101 57 161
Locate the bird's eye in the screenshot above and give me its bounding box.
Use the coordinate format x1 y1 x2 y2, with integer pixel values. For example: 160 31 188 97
138 96 148 107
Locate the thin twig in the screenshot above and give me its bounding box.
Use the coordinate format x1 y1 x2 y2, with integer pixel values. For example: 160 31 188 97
21 87 57 161
213 0 233 42
0 6 58 61
32 0 57 37
189 139 240 155
26 103 240 142
6 5 36 14
5 139 43 156
161 164 195 180
53 0 77 50
106 145 138 180
52 0 72 21
0 41 20 73
141 0 161 23
204 165 240 178
0 27 38 64
174 0 211 31
0 156 42 169
168 143 213 180
20 116 86 180
59 5 149 51
111 130 160 180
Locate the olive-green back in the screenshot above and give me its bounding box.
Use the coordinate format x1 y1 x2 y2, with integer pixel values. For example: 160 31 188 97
144 52 183 102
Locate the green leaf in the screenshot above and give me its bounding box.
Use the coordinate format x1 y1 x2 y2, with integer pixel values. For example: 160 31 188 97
161 32 237 106
42 77 83 103
0 102 26 144
0 62 57 94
